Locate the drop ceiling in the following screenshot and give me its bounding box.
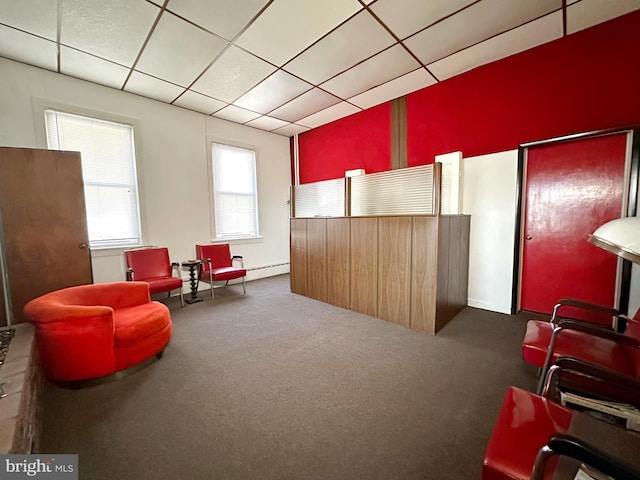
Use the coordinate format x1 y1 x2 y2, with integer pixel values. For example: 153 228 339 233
1 0 639 137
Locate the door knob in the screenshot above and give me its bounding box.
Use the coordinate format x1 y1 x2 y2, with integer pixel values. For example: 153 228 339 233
79 243 87 249
525 235 532 240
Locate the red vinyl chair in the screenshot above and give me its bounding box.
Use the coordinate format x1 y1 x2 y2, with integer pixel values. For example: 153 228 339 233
522 298 640 392
483 357 640 480
196 243 246 300
125 247 184 307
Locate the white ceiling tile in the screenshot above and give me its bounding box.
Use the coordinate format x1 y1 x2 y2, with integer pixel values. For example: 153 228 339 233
371 0 475 39
272 123 310 137
173 90 227 115
0 26 57 71
61 0 159 66
284 10 397 85
245 116 289 131
269 88 341 122
234 70 312 114
429 12 563 81
60 47 130 89
404 0 562 65
166 0 269 40
236 0 362 66
0 0 57 40
191 45 276 103
213 105 262 123
136 12 228 87
124 71 185 103
567 0 640 34
349 68 436 109
297 102 361 128
321 44 419 99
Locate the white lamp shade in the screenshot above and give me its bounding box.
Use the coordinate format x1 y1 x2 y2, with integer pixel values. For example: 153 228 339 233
589 216 640 264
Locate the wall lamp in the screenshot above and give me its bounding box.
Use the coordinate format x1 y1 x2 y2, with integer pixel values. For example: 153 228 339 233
588 216 640 265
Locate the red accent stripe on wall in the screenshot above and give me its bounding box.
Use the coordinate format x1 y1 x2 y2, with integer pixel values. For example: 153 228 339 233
297 103 391 184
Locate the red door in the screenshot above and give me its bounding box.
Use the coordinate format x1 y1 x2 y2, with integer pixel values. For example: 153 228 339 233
520 132 629 316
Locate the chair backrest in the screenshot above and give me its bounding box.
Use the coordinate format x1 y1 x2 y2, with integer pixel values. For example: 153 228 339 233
196 244 232 273
125 247 172 280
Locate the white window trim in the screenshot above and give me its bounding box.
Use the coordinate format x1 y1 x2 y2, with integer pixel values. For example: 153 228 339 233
33 98 147 249
206 137 262 243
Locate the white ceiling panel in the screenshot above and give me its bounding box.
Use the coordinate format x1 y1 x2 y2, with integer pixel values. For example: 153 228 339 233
284 10 397 85
0 26 57 72
567 0 640 34
173 90 227 115
349 68 436 110
234 70 312 113
236 0 362 67
0 0 58 40
213 105 262 123
371 0 475 40
321 44 420 100
60 47 130 89
297 102 361 129
191 45 275 103
429 12 563 81
124 71 185 103
136 12 228 87
404 0 562 65
60 0 160 66
166 0 270 41
272 123 310 136
245 115 289 131
269 88 341 122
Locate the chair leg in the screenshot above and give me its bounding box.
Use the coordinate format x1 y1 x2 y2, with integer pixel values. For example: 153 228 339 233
209 271 214 300
242 276 246 294
179 288 184 307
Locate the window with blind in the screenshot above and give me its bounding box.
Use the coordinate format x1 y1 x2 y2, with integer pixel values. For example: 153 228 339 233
44 109 141 248
211 142 259 239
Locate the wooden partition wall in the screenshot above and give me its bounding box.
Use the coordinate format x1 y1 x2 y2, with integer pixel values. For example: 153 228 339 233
290 215 470 335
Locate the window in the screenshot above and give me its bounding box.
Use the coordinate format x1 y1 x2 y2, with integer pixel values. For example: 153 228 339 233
211 142 259 239
44 109 141 248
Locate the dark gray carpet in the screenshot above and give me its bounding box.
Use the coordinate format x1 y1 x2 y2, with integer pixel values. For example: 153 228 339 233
40 274 538 479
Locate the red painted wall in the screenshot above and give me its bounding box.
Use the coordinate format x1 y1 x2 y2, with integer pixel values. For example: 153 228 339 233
296 103 391 184
296 10 640 179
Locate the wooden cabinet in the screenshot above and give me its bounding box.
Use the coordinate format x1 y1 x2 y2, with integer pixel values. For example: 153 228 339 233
290 214 470 334
0 147 93 325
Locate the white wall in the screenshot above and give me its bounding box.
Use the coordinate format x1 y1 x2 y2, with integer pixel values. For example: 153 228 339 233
462 150 519 314
0 58 291 289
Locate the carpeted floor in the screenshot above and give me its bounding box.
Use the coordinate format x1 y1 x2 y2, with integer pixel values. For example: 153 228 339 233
40 274 538 480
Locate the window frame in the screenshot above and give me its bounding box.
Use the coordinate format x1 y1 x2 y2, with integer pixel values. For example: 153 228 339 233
208 139 261 242
36 101 145 250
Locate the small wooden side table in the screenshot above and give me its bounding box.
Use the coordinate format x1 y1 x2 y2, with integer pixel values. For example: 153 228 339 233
181 260 202 304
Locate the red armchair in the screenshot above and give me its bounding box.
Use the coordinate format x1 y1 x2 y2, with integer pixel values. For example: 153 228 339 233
196 243 246 300
125 246 184 307
23 281 172 386
522 298 640 392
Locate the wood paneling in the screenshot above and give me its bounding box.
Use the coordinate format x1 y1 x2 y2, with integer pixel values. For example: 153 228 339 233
0 147 93 324
326 218 350 309
410 217 439 332
378 217 411 327
307 218 327 302
290 218 308 295
350 217 378 317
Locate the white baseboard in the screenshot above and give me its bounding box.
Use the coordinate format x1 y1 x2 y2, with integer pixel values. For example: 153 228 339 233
467 298 511 315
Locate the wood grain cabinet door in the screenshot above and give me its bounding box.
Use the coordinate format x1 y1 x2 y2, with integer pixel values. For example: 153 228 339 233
350 217 378 317
0 147 93 324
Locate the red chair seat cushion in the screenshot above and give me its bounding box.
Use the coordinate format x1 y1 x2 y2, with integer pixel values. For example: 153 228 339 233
145 276 183 295
483 387 573 480
114 302 171 348
522 320 636 376
209 267 246 282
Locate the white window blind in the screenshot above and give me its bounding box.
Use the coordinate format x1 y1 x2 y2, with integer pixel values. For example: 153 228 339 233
44 109 141 247
212 143 259 239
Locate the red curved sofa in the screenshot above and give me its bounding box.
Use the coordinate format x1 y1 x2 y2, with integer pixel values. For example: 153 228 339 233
23 281 172 385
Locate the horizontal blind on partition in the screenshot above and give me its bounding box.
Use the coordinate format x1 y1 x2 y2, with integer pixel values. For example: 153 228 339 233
350 165 434 216
294 178 345 217
44 109 141 247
